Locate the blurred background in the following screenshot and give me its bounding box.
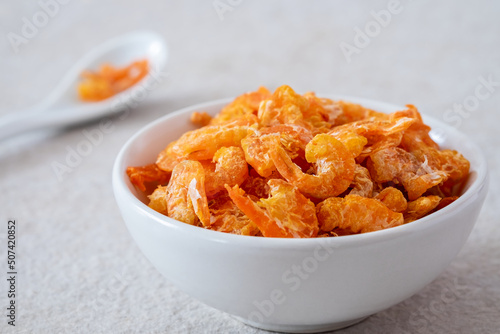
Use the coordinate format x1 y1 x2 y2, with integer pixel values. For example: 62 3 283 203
1 1 499 333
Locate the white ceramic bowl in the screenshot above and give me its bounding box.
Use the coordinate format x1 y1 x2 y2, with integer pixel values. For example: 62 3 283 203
112 97 488 333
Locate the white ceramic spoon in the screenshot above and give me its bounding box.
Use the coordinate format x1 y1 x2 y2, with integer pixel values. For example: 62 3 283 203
0 31 168 141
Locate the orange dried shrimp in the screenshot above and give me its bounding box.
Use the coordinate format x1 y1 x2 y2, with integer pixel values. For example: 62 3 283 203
78 59 149 101
127 85 470 238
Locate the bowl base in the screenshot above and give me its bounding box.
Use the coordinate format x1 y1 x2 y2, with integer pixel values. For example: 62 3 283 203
232 315 369 333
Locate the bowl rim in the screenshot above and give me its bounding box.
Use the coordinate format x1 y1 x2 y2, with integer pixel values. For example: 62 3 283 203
112 95 489 248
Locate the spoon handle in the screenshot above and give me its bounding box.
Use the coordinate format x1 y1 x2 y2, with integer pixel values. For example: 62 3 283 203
0 108 49 141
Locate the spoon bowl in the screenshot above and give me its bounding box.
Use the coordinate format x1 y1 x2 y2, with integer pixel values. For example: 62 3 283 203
0 31 168 141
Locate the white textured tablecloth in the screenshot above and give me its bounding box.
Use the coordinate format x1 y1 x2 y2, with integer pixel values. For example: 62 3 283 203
1 1 499 333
